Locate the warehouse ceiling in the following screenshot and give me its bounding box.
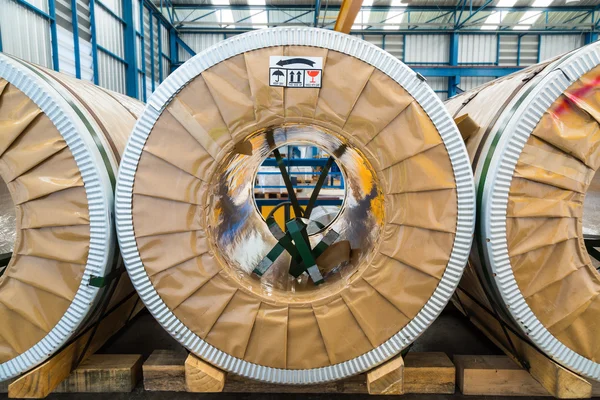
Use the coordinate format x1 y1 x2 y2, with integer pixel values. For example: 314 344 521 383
156 0 600 33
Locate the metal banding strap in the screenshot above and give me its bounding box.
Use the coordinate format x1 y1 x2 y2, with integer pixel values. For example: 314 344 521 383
253 215 301 276
289 228 339 278
286 219 324 284
0 252 11 269
305 144 346 217
584 239 600 265
304 155 335 217
265 129 304 218
89 265 125 288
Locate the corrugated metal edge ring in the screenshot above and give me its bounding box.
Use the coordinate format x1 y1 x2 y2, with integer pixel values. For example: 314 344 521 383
0 54 114 381
115 27 476 384
480 42 600 380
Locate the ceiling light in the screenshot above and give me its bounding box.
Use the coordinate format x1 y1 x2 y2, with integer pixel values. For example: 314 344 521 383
531 0 552 7
496 0 517 6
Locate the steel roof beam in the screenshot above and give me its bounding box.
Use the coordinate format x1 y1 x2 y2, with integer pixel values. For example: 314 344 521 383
169 4 596 12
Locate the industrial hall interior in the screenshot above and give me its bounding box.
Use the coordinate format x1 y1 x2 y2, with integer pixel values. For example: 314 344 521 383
2 0 600 399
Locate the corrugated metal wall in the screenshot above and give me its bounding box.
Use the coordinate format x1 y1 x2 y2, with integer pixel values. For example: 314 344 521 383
405 34 450 64
540 35 585 61
459 35 496 65
0 0 53 68
0 0 184 100
96 0 126 93
178 33 222 62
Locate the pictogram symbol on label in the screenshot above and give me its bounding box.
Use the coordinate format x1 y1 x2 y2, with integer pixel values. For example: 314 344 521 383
269 56 322 88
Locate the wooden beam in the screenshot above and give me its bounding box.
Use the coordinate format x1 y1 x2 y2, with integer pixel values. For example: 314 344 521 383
8 291 143 399
334 0 364 33
184 354 226 393
455 355 549 396
404 352 455 394
53 354 142 393
143 350 187 392
455 290 592 399
366 355 404 395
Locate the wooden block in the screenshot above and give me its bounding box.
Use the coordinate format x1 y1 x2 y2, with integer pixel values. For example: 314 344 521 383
184 353 226 393
53 354 142 393
143 350 187 392
404 352 455 394
366 356 404 395
456 291 592 399
590 379 600 397
8 292 141 399
0 378 14 393
455 355 548 396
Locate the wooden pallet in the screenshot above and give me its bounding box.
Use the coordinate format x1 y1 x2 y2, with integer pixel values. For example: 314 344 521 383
254 192 290 199
143 350 456 395
454 290 600 399
3 324 599 397
0 290 144 399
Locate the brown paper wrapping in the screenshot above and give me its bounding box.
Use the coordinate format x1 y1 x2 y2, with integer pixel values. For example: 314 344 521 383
132 46 459 369
0 60 142 366
448 59 600 364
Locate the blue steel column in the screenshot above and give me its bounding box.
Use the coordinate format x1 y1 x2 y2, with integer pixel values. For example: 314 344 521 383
89 0 99 84
585 32 598 44
140 0 147 101
49 0 60 70
448 31 459 98
169 27 177 72
71 0 81 78
313 0 321 27
149 14 155 91
123 0 139 98
157 21 163 82
516 35 521 66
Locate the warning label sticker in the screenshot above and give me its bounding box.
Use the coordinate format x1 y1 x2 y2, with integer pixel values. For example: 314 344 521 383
269 56 323 88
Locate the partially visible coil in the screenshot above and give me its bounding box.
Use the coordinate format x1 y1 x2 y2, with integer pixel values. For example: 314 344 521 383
447 42 600 380
0 53 143 381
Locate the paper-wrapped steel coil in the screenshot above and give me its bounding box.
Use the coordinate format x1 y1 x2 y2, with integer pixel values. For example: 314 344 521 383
116 27 475 384
446 42 600 380
0 53 143 381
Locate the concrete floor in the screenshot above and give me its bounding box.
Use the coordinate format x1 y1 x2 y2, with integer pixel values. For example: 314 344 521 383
0 305 560 400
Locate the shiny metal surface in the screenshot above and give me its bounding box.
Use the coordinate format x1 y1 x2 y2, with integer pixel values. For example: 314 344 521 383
0 178 16 254
583 170 600 239
209 124 383 300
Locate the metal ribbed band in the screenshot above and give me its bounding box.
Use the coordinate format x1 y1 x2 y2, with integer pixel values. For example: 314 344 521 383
478 42 600 380
0 54 115 380
116 27 475 384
